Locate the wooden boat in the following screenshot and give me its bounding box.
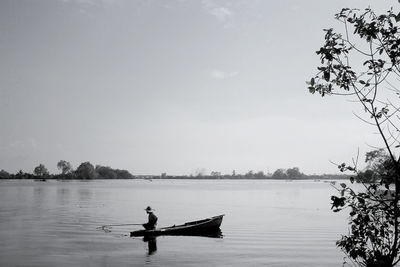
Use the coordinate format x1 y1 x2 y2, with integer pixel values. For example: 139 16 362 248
130 214 224 237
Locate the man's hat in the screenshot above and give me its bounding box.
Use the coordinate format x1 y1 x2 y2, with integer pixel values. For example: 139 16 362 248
145 206 154 212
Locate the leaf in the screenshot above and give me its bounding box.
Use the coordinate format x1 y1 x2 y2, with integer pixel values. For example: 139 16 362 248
311 78 315 86
324 71 330 82
359 80 366 85
340 183 347 188
396 12 400 22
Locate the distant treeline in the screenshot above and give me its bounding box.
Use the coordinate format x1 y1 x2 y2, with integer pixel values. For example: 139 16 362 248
0 163 348 180
0 160 134 180
141 167 349 180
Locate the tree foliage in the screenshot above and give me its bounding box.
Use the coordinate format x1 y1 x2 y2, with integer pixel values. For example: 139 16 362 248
272 168 287 179
271 167 304 179
332 153 397 266
0 169 10 179
33 164 49 178
57 160 73 175
95 165 134 179
76 162 96 179
309 6 400 267
357 149 396 184
286 167 304 179
0 160 134 180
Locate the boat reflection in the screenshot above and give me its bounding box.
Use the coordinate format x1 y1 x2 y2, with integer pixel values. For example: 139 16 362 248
142 229 223 256
143 236 157 256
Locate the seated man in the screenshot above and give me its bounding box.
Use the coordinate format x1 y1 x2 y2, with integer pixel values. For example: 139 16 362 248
143 206 158 230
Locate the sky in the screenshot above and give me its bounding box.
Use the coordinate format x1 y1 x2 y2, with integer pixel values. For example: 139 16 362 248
0 0 397 176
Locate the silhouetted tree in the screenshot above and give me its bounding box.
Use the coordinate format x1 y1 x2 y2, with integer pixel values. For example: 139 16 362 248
194 168 206 177
356 149 396 184
76 162 96 179
244 170 254 179
0 169 10 179
114 169 134 179
254 171 265 179
95 165 117 179
272 169 287 179
94 165 134 179
286 167 304 179
211 171 222 178
57 160 73 175
33 164 49 178
309 6 400 266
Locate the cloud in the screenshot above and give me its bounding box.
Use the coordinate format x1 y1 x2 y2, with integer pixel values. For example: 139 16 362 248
57 0 118 17
210 7 232 22
201 0 233 23
210 70 239 80
60 0 96 5
59 0 117 7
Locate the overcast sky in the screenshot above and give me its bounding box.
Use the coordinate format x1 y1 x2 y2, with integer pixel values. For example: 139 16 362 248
0 0 396 175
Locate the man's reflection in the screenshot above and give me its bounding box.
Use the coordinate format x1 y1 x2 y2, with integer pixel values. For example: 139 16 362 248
141 230 223 256
143 236 157 255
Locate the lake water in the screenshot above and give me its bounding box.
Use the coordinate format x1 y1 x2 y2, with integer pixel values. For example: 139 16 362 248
0 179 349 267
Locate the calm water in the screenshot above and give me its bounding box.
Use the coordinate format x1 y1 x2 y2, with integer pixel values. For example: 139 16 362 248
0 179 349 267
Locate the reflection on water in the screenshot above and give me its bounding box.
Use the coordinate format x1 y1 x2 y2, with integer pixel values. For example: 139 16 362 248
141 230 223 258
162 229 224 238
0 179 348 267
140 230 223 256
56 188 70 205
78 188 92 202
33 186 45 205
143 236 157 255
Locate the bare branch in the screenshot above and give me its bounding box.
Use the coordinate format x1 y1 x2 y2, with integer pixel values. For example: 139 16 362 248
352 111 377 126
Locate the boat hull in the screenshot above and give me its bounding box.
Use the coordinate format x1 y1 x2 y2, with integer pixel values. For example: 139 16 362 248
130 215 224 237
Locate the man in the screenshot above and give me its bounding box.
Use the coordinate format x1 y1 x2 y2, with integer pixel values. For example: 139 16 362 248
143 206 158 230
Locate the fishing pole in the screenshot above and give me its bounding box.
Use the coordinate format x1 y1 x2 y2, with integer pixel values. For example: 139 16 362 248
101 223 143 227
